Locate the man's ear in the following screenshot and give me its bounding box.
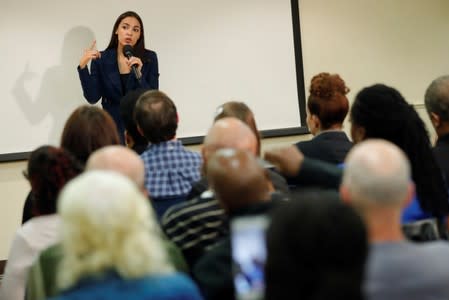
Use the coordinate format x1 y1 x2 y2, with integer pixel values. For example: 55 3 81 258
339 185 351 204
430 112 441 129
402 182 415 208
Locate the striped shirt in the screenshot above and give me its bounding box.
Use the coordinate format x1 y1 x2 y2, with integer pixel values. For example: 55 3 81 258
161 190 229 267
140 140 202 198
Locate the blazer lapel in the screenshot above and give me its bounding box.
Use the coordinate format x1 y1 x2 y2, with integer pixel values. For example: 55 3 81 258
104 49 122 96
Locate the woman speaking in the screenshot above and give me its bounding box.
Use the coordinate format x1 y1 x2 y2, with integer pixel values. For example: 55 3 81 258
77 11 159 142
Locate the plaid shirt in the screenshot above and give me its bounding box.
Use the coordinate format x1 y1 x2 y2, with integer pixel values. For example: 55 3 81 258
141 140 202 198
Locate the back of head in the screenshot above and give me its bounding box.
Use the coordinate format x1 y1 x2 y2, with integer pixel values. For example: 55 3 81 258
308 72 350 129
214 101 261 155
119 89 150 153
60 105 120 164
342 139 411 209
203 117 258 158
265 191 367 300
134 90 178 144
57 170 171 290
86 145 145 191
351 84 449 216
206 148 270 213
27 145 83 216
425 75 449 122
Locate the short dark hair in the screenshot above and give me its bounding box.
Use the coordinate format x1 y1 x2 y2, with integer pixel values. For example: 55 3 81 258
134 90 178 144
424 75 449 122
120 89 150 153
265 191 367 300
61 106 120 164
106 11 146 59
27 146 83 216
351 84 449 217
307 73 350 129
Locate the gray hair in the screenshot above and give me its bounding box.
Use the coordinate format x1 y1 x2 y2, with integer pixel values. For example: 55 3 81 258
425 75 449 121
342 139 411 205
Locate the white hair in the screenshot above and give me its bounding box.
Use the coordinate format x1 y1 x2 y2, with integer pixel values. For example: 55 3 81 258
57 170 172 289
342 139 411 205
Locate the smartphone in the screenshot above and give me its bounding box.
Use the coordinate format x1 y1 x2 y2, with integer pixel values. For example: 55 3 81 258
231 215 269 300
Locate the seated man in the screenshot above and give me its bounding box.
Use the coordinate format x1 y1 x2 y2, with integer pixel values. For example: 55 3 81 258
134 90 202 217
161 118 288 267
192 148 284 300
425 75 449 187
340 140 449 300
119 88 150 154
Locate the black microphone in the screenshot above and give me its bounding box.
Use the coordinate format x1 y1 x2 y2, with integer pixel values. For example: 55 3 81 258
123 45 141 80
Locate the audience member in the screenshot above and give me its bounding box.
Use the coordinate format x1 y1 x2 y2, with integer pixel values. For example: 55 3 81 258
213 101 261 156
265 192 367 300
48 171 203 300
162 118 288 268
192 148 284 300
188 102 288 199
0 146 82 300
266 84 449 225
134 90 202 217
425 75 449 186
22 105 120 224
60 105 121 164
296 72 352 164
340 139 449 300
27 146 189 300
351 84 449 223
119 88 150 154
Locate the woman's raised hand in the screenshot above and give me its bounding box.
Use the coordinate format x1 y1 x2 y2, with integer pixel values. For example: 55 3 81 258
79 40 101 69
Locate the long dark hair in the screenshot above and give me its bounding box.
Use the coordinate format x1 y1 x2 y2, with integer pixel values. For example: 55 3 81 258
106 11 146 59
351 84 449 217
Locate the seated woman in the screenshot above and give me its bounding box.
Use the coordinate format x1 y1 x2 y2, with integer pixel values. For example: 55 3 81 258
22 105 121 224
265 191 367 300
295 73 352 164
350 84 449 224
0 146 82 300
49 171 203 300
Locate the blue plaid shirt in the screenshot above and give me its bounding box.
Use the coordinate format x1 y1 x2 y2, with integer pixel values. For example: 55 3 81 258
141 140 202 198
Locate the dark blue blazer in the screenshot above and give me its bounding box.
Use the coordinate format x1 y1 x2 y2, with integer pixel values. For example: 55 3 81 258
77 48 159 141
295 131 352 164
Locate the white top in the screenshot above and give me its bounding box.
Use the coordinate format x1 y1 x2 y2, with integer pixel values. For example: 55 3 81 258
0 214 61 300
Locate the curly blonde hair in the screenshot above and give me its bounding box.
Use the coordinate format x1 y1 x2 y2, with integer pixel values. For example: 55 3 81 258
57 170 172 289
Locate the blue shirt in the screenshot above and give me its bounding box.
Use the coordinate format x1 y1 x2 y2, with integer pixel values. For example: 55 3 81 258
49 271 204 300
141 140 202 198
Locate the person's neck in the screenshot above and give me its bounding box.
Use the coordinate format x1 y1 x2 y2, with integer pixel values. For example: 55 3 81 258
364 208 406 243
314 124 343 135
436 124 449 140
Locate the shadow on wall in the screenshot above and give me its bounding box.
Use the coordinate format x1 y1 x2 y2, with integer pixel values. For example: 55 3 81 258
12 26 95 145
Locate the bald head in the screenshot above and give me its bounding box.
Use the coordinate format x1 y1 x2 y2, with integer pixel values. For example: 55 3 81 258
86 145 145 192
206 148 271 213
203 117 258 158
342 139 411 207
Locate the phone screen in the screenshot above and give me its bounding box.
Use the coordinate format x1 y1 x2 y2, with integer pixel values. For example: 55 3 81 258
231 215 269 300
